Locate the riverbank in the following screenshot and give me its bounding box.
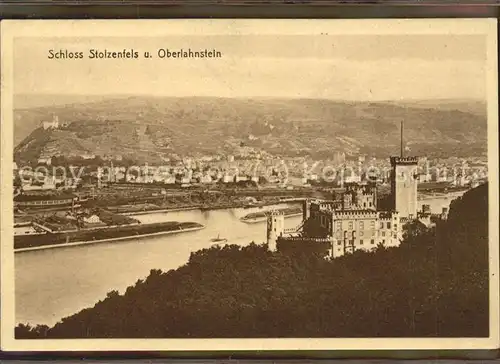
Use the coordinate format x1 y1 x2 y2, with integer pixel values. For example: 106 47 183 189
118 192 459 218
15 225 205 253
14 221 205 252
121 206 199 216
116 200 302 215
240 206 303 223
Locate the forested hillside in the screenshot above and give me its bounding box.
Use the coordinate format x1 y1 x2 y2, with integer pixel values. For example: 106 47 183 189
16 183 489 338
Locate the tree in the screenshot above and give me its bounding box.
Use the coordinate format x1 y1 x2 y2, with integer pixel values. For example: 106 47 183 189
402 219 429 241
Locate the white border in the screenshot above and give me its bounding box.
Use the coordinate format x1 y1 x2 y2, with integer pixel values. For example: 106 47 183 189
1 18 498 352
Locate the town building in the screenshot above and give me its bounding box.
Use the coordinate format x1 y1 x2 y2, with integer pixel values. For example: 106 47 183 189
37 157 52 166
83 214 105 227
80 153 96 160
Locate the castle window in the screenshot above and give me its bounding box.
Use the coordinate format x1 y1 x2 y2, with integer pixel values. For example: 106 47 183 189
369 202 372 207
337 240 342 246
382 231 386 237
363 202 366 208
348 221 353 230
394 224 397 230
379 222 383 229
360 239 363 245
387 222 391 229
371 239 375 244
382 239 386 244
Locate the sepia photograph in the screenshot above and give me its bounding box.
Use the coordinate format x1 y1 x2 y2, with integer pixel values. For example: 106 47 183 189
1 19 498 351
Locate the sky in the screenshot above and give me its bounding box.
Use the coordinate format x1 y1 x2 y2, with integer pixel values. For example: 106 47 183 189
14 34 487 101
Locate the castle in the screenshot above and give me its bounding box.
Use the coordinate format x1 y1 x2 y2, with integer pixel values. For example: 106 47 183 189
266 122 447 258
42 115 60 130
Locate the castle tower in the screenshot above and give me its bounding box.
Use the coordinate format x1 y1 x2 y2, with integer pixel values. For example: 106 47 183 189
370 181 378 210
303 199 311 221
441 207 449 220
266 210 285 251
390 121 418 219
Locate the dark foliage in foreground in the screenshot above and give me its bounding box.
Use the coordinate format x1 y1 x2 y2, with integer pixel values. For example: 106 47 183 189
16 184 489 338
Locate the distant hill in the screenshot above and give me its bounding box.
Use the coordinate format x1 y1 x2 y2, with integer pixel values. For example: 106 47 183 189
14 94 127 110
14 95 487 163
385 99 488 118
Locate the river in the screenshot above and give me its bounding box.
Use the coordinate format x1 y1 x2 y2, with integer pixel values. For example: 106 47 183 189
15 193 465 326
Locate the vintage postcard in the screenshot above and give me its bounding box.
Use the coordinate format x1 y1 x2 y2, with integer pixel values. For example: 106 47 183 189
1 19 498 352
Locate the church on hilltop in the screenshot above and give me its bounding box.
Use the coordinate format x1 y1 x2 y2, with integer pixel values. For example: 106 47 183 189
266 122 447 258
42 115 60 130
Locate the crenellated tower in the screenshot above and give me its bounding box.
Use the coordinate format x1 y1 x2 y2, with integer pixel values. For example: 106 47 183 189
266 210 285 251
390 121 418 219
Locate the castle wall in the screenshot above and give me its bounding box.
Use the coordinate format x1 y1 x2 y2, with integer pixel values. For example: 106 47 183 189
304 206 403 258
330 211 379 258
377 212 402 247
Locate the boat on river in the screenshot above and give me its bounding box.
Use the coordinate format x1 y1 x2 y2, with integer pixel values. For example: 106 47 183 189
210 233 228 243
